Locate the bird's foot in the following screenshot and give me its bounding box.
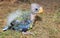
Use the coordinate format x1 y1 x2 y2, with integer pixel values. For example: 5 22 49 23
22 32 34 35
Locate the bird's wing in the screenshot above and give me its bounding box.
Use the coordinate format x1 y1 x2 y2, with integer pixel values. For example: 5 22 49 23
10 10 34 31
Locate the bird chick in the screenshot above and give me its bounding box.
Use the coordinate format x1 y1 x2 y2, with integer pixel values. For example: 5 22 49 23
3 3 43 34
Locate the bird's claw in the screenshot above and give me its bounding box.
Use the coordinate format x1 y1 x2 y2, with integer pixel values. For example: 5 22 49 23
22 32 34 35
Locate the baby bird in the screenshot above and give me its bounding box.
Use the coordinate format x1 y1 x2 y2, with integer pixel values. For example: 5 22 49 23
3 3 43 33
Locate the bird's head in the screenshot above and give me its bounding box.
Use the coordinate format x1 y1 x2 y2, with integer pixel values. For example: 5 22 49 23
31 3 43 14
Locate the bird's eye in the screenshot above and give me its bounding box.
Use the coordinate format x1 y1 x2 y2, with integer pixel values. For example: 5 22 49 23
35 8 38 11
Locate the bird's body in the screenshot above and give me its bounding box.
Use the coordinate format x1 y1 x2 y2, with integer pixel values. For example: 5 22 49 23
11 9 33 31
3 9 34 32
7 9 31 26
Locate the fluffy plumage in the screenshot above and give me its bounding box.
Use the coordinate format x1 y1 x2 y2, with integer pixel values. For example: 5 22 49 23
3 3 43 32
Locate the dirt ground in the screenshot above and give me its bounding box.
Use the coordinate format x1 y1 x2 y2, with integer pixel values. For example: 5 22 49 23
0 0 60 38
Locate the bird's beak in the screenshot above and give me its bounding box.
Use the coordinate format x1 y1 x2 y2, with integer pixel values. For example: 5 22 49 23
38 7 43 14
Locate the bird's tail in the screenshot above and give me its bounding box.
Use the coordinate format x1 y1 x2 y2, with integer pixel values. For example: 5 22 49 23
3 26 9 31
3 21 16 31
3 23 13 31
